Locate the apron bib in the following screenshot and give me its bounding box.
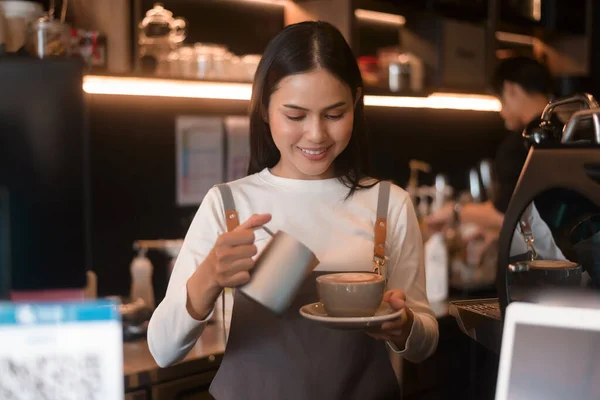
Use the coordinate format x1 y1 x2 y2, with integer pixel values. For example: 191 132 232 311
209 182 401 400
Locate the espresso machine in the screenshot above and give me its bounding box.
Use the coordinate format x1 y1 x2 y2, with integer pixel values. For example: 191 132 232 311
450 94 600 353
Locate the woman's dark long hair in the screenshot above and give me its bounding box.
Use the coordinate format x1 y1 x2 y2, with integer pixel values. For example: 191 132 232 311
247 21 376 197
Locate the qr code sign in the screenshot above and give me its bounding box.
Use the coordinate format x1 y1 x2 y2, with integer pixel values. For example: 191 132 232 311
0 354 103 400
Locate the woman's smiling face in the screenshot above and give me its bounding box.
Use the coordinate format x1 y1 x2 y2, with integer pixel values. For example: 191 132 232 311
268 68 355 180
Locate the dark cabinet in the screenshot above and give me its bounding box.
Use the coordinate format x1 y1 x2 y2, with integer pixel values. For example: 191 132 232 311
501 0 540 24
499 0 588 35
356 0 487 21
541 0 587 35
432 0 487 21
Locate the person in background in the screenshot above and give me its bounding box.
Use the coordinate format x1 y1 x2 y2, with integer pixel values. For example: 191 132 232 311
425 56 559 232
148 21 438 399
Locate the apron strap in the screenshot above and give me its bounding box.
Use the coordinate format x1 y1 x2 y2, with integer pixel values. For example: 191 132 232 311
216 183 240 231
215 183 239 344
373 181 391 275
518 219 538 261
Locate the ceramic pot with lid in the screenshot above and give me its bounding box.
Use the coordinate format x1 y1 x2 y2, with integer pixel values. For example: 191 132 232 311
138 3 186 46
138 3 186 74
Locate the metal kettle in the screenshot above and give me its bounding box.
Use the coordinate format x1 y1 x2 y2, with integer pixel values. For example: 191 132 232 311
522 93 599 145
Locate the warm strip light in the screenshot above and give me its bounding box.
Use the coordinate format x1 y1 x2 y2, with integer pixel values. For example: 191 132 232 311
83 76 253 100
495 31 536 46
363 95 427 108
364 93 501 112
426 92 501 112
355 9 406 26
83 76 500 112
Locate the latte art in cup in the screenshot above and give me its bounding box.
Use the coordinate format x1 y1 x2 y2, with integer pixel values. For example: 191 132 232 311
316 272 385 317
318 272 384 283
528 260 580 269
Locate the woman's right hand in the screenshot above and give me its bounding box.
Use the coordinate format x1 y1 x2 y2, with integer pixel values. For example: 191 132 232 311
210 213 272 287
186 213 272 320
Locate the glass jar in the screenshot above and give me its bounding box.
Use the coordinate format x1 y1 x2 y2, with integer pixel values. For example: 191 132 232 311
193 43 210 79
25 17 71 58
178 46 195 79
388 55 411 93
241 54 261 82
193 43 228 80
209 44 228 80
228 54 243 81
158 49 179 78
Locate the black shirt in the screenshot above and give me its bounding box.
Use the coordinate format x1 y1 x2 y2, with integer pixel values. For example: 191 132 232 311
492 115 564 214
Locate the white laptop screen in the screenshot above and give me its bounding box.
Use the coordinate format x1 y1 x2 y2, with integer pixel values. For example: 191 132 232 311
506 322 600 400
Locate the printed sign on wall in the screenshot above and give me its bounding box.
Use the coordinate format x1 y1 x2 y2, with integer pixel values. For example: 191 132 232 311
176 116 224 206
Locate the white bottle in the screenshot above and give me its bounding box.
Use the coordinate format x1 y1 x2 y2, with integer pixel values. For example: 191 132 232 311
424 232 449 302
423 176 450 303
129 250 155 309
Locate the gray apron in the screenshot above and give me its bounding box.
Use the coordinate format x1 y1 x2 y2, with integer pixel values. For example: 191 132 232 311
209 182 401 400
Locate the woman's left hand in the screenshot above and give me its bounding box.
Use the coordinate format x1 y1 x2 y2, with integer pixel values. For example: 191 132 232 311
367 289 414 350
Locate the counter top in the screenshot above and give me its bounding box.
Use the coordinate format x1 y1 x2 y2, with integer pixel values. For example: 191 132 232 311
123 323 226 391
448 298 503 354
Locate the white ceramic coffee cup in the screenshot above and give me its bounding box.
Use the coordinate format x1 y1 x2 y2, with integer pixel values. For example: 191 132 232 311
316 272 385 317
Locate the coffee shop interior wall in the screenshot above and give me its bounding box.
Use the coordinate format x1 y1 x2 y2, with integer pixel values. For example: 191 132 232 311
88 93 506 300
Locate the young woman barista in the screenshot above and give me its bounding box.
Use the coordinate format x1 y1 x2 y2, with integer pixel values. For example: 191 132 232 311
148 21 439 399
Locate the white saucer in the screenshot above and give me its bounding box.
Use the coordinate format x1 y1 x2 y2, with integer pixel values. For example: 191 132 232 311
299 302 403 330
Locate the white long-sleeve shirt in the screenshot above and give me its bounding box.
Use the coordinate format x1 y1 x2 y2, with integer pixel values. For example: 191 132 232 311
148 168 439 367
509 202 566 260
